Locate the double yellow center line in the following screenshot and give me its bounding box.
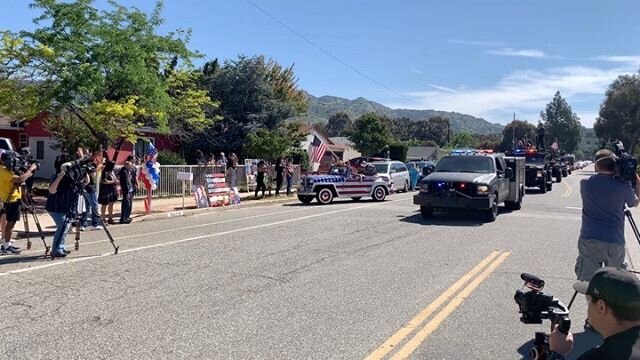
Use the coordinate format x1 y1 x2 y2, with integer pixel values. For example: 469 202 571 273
364 250 511 360
561 181 573 198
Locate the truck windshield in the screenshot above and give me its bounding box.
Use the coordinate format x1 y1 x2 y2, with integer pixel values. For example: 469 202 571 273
435 156 493 173
525 155 545 165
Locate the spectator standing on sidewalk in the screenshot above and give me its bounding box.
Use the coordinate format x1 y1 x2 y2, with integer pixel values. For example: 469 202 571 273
99 160 117 225
118 156 137 224
275 157 284 196
254 160 267 198
285 159 294 196
226 161 238 191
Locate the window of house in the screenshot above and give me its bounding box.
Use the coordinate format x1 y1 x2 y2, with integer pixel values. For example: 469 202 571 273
36 141 44 160
19 134 28 148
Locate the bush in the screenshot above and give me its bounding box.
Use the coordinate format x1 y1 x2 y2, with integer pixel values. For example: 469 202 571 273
157 150 186 165
389 142 408 162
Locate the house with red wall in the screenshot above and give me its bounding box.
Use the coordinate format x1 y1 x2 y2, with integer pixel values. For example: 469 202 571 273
0 113 180 179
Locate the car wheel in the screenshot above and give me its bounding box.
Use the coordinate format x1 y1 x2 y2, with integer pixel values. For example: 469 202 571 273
298 195 314 204
547 181 553 191
372 186 386 202
316 188 334 205
421 206 433 219
484 195 498 222
540 183 547 194
556 174 562 183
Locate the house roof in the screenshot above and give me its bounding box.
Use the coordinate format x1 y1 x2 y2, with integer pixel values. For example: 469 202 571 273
329 137 354 146
407 146 438 160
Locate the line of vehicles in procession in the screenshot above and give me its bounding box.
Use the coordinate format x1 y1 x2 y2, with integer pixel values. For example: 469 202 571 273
296 147 590 223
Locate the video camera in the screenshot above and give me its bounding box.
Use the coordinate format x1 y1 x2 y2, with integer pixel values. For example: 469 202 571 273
1 150 40 175
514 273 571 360
61 156 96 187
612 141 638 188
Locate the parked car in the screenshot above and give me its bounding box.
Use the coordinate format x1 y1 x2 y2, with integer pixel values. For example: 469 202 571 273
370 160 411 192
0 137 17 153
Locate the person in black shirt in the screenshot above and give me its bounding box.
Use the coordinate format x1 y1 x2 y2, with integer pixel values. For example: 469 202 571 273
46 168 87 258
548 267 640 359
118 156 137 224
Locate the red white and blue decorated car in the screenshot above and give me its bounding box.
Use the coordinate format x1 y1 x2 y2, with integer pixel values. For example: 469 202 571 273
297 166 392 205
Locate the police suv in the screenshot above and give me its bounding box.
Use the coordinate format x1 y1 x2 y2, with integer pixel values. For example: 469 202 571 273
413 149 525 222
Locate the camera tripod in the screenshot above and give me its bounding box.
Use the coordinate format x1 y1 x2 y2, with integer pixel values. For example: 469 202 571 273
51 187 119 259
19 184 50 255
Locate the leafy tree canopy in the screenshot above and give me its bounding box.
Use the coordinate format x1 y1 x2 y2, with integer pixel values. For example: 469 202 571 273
0 0 218 155
500 120 536 151
595 73 640 153
325 111 352 137
195 55 308 156
347 112 392 157
541 91 582 153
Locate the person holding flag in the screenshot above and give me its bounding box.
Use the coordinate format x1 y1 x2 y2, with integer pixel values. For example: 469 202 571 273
138 142 160 214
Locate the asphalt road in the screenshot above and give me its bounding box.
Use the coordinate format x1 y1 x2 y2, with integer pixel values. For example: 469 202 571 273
2 165 639 359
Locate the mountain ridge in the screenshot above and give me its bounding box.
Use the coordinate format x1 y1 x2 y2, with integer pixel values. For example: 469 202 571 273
303 92 505 135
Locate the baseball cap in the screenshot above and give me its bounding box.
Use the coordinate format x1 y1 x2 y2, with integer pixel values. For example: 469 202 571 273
573 267 640 308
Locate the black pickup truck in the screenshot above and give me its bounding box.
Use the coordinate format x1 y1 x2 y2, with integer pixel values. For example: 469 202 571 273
413 152 525 222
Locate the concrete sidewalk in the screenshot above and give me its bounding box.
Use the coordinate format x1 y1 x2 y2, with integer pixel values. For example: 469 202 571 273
13 191 298 237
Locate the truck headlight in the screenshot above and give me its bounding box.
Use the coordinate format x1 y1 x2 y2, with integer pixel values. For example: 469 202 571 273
537 170 543 177
419 183 429 192
476 185 490 195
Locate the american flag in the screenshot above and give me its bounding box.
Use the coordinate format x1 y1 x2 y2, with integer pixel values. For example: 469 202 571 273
310 135 327 163
146 142 157 157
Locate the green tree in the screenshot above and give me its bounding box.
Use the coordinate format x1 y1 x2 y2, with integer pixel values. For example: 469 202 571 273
157 150 187 165
500 120 536 151
0 1 217 158
541 91 583 153
391 117 411 141
325 112 352 137
243 121 307 161
347 112 392 157
594 73 640 153
450 132 477 149
196 55 308 156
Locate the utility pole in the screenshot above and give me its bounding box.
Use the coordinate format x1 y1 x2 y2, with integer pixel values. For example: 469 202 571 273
447 119 450 146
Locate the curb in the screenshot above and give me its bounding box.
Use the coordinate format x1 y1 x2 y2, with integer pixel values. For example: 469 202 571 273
137 196 299 222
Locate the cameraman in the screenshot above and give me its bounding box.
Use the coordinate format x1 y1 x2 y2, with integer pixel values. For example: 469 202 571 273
46 163 90 258
0 152 38 254
548 267 640 359
575 149 640 282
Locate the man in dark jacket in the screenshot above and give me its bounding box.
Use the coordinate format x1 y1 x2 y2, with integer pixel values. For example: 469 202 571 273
118 156 138 224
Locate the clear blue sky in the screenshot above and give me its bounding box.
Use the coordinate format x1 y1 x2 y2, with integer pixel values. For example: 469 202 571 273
2 0 639 127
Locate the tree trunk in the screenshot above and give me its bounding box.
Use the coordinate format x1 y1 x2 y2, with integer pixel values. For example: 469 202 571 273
112 138 125 163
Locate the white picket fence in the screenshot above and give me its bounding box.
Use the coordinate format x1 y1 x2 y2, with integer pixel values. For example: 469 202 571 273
131 164 301 199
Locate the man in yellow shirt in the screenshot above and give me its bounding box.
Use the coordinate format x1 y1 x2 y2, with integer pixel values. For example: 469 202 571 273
0 151 38 254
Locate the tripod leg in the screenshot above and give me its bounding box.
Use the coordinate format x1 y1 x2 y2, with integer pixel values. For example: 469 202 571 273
567 290 578 310
84 192 119 254
22 206 32 250
30 211 50 255
625 209 640 247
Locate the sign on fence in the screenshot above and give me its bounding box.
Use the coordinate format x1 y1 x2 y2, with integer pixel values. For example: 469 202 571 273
205 173 229 207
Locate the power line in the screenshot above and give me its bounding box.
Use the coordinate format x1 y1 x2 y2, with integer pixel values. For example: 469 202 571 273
244 0 414 103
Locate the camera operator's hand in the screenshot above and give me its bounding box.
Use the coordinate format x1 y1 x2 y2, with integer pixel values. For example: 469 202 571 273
549 324 574 357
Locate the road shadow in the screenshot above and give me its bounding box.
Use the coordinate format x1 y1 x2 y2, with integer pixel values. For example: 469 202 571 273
282 199 381 207
400 209 499 227
0 253 50 266
517 330 602 360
